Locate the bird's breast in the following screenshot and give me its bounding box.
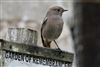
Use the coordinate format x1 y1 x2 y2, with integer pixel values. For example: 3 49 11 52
43 15 64 41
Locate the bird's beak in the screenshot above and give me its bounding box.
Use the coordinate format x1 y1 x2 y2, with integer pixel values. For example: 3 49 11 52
64 10 68 12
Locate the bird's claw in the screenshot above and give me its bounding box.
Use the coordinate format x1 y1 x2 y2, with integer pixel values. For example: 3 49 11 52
56 48 61 51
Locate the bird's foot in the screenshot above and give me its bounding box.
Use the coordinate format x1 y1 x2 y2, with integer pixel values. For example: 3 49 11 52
56 48 62 51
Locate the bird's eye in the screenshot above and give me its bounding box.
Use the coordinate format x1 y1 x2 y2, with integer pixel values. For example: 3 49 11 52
57 9 60 12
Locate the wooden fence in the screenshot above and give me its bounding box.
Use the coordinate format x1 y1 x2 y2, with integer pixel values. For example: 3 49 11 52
0 28 73 67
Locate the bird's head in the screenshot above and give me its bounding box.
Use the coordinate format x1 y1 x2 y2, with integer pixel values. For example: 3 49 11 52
47 6 68 16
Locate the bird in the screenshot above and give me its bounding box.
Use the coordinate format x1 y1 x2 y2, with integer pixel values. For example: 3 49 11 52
41 6 68 49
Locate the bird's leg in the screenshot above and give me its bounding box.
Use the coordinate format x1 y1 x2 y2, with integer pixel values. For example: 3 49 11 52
46 40 51 48
54 40 61 50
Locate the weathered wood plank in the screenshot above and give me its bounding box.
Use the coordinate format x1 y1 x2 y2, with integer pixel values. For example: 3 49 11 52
4 28 37 45
0 39 74 63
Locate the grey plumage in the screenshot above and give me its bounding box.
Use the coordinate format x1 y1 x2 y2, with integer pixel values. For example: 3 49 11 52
41 6 68 48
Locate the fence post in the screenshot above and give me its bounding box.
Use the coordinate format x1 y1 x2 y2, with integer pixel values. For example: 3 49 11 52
4 28 37 45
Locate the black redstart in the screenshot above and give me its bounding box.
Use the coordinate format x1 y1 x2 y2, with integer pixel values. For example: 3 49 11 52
41 6 68 49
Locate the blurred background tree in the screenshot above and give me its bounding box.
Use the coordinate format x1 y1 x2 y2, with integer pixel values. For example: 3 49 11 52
74 0 100 67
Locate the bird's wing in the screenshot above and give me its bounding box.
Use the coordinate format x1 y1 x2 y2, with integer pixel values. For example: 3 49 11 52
41 17 47 31
41 17 48 47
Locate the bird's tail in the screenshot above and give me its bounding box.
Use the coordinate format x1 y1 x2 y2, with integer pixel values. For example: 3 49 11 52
41 30 51 48
41 29 45 46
